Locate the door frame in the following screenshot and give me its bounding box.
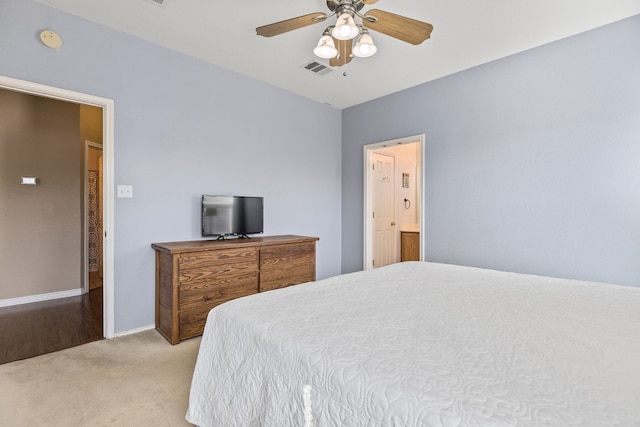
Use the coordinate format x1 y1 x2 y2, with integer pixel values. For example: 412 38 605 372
0 75 115 339
363 134 425 270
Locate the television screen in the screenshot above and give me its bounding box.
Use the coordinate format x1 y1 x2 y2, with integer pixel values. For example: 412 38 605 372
201 195 263 238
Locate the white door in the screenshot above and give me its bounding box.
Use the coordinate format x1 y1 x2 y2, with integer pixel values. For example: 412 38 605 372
371 152 395 268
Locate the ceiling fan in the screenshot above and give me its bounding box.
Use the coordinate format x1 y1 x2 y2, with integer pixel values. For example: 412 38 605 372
256 0 433 67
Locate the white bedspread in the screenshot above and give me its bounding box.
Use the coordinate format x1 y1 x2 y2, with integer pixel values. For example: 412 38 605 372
186 262 640 426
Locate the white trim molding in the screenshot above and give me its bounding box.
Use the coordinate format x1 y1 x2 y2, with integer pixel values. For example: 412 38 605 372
113 324 156 338
0 289 83 308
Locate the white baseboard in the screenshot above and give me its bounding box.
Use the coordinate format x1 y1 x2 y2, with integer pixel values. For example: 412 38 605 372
0 288 83 308
113 324 155 338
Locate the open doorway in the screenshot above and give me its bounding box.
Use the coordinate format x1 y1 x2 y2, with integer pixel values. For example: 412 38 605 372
84 141 103 293
0 75 114 339
363 134 424 270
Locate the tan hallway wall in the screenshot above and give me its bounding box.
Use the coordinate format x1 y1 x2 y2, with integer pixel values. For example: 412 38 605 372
80 104 103 145
0 89 82 300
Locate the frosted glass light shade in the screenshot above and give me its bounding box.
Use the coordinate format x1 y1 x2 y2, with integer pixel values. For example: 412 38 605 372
313 35 338 59
353 33 377 57
331 13 359 40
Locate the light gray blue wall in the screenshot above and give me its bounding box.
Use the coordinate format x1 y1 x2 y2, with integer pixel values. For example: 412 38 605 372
0 0 342 332
342 15 640 287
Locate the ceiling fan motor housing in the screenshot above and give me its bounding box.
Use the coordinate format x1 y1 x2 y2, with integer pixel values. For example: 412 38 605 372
327 0 365 14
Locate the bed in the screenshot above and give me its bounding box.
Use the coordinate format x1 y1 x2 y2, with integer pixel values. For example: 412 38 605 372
186 261 640 426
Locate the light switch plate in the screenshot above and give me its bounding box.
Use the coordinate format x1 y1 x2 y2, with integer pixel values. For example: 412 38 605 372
21 177 38 185
117 185 133 198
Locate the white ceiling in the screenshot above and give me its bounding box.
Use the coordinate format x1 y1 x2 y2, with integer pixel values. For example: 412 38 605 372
35 0 640 109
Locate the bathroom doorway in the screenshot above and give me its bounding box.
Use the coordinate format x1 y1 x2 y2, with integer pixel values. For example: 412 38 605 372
363 134 425 270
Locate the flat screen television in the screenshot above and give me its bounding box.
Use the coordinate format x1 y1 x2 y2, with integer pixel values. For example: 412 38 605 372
201 195 264 238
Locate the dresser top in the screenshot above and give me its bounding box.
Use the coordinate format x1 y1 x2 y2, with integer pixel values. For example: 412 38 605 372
151 234 319 254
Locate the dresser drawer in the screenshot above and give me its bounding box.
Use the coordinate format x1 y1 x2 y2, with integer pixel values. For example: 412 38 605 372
180 318 207 341
179 273 258 340
260 243 315 270
260 265 315 292
179 272 258 311
179 305 214 341
178 260 258 283
179 247 257 270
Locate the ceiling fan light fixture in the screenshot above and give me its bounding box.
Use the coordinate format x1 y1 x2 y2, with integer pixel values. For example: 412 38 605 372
255 2 434 67
353 31 377 58
313 34 338 59
331 13 359 40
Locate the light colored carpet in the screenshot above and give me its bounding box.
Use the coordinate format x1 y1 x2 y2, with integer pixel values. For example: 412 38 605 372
0 329 201 426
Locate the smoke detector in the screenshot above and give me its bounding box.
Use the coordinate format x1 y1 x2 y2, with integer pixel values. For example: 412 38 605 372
39 30 62 50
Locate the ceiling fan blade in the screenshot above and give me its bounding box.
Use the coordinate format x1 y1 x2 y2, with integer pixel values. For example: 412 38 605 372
329 37 352 67
360 0 379 4
256 13 327 37
363 9 433 45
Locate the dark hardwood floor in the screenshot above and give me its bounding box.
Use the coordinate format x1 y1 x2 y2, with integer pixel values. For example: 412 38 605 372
0 276 103 365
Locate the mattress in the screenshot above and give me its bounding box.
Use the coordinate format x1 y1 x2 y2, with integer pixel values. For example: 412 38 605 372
186 261 640 426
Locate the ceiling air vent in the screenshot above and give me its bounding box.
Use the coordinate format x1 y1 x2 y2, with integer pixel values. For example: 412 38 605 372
145 0 168 7
301 60 334 76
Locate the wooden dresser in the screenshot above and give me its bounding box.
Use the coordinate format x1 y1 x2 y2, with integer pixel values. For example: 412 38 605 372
151 235 319 344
